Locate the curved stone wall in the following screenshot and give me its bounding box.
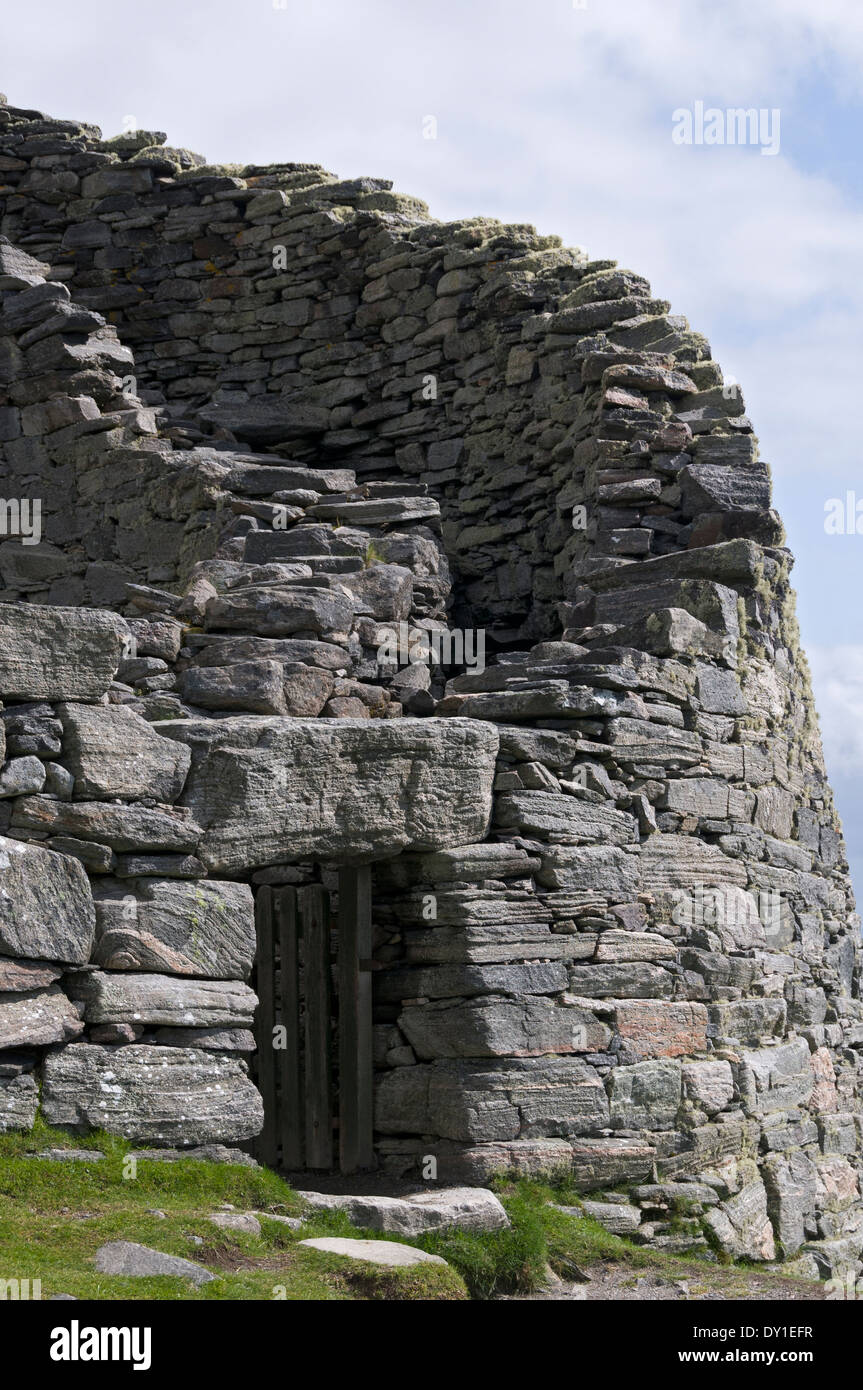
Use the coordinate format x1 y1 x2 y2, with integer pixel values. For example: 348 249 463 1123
0 98 860 1279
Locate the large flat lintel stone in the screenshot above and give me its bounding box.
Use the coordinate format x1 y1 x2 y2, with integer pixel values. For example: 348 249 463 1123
159 716 498 873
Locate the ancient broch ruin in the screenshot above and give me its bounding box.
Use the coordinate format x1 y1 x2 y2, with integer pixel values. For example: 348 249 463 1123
0 97 860 1277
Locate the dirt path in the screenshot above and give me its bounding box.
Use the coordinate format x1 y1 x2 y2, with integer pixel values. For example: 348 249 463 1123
500 1262 828 1301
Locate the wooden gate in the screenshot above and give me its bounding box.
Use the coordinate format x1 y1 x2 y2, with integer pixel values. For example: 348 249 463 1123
253 867 374 1174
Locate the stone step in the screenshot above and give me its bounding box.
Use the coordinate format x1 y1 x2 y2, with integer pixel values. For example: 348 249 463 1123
229 499 304 526
180 660 338 717
579 538 762 593
217 562 313 590
243 526 368 566
183 634 350 669
295 1186 508 1235
203 584 355 638
342 481 430 498
440 684 644 723
223 572 346 591
290 555 364 573
307 496 441 525
297 1237 448 1270
224 460 356 496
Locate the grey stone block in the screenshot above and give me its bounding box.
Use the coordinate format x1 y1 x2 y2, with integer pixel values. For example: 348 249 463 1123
59 703 190 802
0 603 127 700
0 834 95 963
376 1057 609 1142
94 1241 214 1285
93 878 255 978
11 797 201 853
0 1072 38 1132
160 716 498 873
297 1186 508 1235
608 1059 682 1130
41 1045 263 1145
398 996 608 1059
0 984 83 1048
68 971 256 1027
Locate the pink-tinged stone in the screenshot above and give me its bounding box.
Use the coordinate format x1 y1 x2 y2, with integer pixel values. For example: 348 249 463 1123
815 1155 859 1210
613 1000 708 1058
810 1046 839 1114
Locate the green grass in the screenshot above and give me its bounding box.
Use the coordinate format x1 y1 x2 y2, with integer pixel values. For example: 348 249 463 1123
0 1128 825 1302
0 1124 465 1301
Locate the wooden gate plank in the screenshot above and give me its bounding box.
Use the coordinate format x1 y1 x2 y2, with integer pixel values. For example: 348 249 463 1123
254 886 278 1168
300 884 333 1169
275 886 303 1170
338 865 374 1173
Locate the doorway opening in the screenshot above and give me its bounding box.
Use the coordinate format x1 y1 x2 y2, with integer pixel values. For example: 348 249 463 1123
251 867 374 1175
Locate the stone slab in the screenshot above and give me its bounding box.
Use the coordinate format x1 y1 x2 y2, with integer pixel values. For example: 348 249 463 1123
0 603 127 701
59 703 190 802
296 1186 508 1235
159 717 498 872
298 1237 448 1268
93 878 255 979
68 972 256 1027
94 1241 214 1285
41 1045 263 1145
0 835 95 964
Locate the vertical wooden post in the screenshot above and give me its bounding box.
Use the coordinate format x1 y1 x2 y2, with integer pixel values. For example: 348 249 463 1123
300 884 333 1169
275 887 303 1169
254 886 278 1168
338 865 374 1174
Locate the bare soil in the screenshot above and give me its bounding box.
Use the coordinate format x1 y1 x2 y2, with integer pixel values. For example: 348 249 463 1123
501 1261 829 1301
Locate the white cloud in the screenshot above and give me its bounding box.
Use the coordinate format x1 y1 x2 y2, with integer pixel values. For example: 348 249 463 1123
807 645 863 776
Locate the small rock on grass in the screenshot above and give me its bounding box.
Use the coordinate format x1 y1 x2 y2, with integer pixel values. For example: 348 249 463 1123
209 1212 261 1235
296 1185 509 1235
29 1148 105 1161
94 1241 215 1286
298 1237 448 1268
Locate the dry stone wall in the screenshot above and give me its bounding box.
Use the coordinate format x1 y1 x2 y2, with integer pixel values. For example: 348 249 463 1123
0 236 496 1153
0 98 861 1281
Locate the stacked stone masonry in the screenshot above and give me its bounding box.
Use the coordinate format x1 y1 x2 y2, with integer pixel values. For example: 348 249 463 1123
0 99 860 1281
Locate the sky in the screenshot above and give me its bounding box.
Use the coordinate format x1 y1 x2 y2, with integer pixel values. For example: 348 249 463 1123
4 0 863 890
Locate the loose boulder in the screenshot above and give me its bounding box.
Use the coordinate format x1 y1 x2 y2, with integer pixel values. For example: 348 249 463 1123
297 1186 509 1235
94 1241 215 1286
